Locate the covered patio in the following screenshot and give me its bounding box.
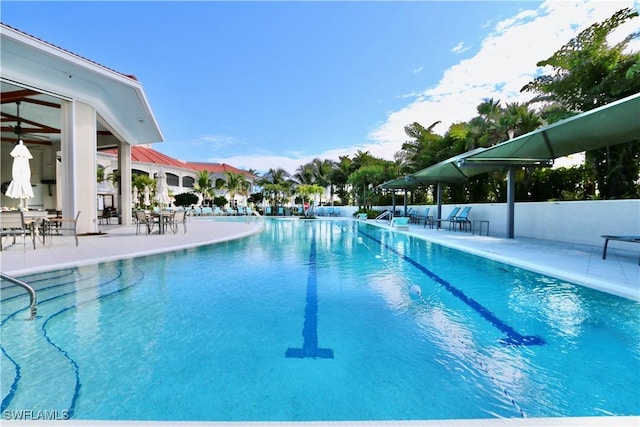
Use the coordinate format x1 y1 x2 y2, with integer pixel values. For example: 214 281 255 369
1 23 163 232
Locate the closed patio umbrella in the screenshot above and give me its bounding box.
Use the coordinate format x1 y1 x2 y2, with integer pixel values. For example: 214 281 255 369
155 168 170 208
5 140 34 210
143 186 151 207
132 186 139 208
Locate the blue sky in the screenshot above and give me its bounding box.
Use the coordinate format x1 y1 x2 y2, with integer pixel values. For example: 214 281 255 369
2 1 638 173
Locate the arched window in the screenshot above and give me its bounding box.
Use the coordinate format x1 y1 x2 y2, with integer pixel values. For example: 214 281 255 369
166 173 179 186
182 176 195 188
132 169 149 177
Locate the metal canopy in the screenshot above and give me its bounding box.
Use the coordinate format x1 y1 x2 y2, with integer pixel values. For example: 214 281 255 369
464 92 640 165
378 92 640 238
412 148 495 182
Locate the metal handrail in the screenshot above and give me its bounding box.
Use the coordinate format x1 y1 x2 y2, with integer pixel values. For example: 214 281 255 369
375 210 393 222
0 272 37 320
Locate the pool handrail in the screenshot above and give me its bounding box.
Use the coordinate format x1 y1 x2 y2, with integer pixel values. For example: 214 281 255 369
1 272 37 320
375 210 393 223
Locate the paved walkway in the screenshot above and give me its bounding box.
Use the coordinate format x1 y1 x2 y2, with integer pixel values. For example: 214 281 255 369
1 216 638 301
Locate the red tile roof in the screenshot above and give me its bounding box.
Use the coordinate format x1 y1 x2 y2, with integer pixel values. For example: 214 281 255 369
100 145 196 169
100 145 255 178
187 162 255 178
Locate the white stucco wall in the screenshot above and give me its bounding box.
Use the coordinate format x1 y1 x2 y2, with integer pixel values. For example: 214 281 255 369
349 199 640 248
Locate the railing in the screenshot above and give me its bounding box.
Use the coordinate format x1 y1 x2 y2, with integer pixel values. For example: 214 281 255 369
375 210 393 223
0 272 37 320
246 209 264 224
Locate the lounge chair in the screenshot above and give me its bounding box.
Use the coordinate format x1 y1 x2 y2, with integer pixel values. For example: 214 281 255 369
0 211 35 251
47 211 81 246
432 207 460 230
134 210 155 235
390 216 410 230
278 207 284 216
602 235 640 265
416 208 432 227
451 206 472 231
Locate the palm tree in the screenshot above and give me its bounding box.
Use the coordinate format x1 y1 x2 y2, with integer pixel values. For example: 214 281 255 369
224 171 250 208
331 156 352 205
311 158 336 205
193 170 214 205
257 168 292 207
292 163 314 185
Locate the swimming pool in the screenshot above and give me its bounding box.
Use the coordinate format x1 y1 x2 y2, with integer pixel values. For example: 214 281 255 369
1 219 639 421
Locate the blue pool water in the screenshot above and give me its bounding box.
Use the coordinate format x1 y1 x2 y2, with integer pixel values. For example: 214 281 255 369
1 219 639 421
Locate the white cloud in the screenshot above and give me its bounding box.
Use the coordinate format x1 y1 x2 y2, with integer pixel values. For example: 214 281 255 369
214 0 639 173
368 0 639 159
198 134 237 148
451 42 470 54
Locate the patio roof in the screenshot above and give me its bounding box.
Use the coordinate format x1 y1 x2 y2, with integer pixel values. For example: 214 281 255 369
382 91 640 191
461 91 640 167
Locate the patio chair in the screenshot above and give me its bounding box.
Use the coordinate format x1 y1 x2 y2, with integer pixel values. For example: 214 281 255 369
416 208 432 227
170 210 187 234
432 207 460 230
47 211 81 246
134 210 154 235
0 210 35 251
450 206 472 231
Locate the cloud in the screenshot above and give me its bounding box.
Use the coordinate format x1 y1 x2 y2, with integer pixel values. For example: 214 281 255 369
368 0 639 158
451 42 470 54
413 66 424 74
214 0 639 174
198 134 237 148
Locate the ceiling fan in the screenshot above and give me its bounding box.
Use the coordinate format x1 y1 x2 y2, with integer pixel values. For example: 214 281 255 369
7 101 50 142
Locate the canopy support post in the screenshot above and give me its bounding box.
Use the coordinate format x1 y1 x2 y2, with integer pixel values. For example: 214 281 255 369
436 182 442 221
403 189 408 216
507 167 516 238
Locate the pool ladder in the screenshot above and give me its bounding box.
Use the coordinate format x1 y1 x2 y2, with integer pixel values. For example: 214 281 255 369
1 272 37 320
375 210 393 223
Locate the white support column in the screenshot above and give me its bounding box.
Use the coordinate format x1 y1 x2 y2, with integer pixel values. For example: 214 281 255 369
60 100 98 234
118 142 132 225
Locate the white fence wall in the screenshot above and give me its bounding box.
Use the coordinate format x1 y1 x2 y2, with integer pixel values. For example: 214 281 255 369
340 199 640 247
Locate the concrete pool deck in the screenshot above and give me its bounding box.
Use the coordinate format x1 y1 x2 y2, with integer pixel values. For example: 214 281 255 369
1 216 638 300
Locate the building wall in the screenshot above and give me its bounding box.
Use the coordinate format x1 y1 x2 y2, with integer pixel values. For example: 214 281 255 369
344 199 640 248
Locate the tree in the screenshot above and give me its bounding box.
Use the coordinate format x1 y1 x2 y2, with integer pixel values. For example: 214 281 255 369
193 170 214 205
311 158 335 205
257 168 293 206
223 171 250 207
330 156 353 205
521 7 640 198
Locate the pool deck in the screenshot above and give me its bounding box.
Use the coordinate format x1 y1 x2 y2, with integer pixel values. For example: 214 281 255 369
1 216 639 427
